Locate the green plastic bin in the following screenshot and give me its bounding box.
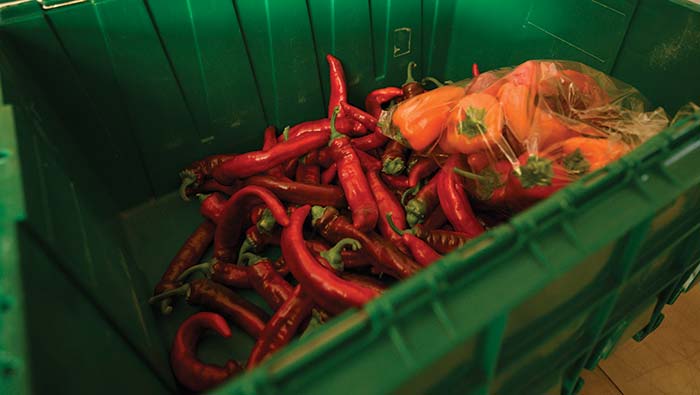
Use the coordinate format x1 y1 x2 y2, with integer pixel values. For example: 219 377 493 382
1 0 700 394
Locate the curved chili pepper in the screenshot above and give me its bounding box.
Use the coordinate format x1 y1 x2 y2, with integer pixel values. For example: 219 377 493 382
408 156 439 188
150 278 268 338
405 174 441 227
340 101 379 133
249 205 268 224
321 163 337 184
381 174 410 190
356 149 382 172
386 214 441 266
326 54 348 118
240 225 281 254
262 126 287 179
422 206 448 231
153 220 215 315
212 131 329 184
351 132 388 152
311 206 421 279
381 141 407 175
239 252 293 310
340 249 374 269
339 273 387 294
472 63 480 77
199 193 228 224
179 154 236 201
185 178 241 200
247 285 314 368
328 107 379 232
316 238 362 272
296 160 321 185
283 158 298 179
171 312 242 392
367 170 409 254
365 87 403 118
285 118 367 141
281 205 380 314
402 61 425 99
214 186 290 262
244 175 346 207
438 155 485 236
179 259 250 288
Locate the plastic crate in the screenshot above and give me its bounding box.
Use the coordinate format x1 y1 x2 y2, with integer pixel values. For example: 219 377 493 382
1 0 699 394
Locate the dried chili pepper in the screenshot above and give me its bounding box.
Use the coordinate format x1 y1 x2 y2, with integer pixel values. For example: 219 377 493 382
408 156 439 188
326 54 348 118
150 278 268 338
321 163 337 184
244 175 346 207
239 252 293 310
214 186 290 263
437 155 485 236
404 174 441 227
328 107 379 232
212 131 329 184
365 87 403 118
179 154 236 201
281 205 380 314
367 170 409 253
311 206 421 279
153 220 215 315
171 312 242 392
247 285 314 368
381 141 407 175
402 61 425 98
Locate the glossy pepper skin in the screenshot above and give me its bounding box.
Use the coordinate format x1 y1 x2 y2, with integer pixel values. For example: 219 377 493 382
171 312 242 392
247 285 314 368
328 107 379 232
295 159 321 185
405 174 441 227
184 178 241 200
179 154 236 201
281 205 380 315
321 163 337 184
285 117 366 141
240 253 293 310
437 155 485 236
408 156 439 187
326 54 348 118
312 206 421 279
212 131 330 185
262 126 288 180
392 85 465 151
367 170 409 254
200 193 228 224
150 278 268 338
381 174 410 190
401 61 425 99
214 186 290 263
244 175 346 208
351 132 389 151
153 220 215 315
365 87 403 118
402 233 441 267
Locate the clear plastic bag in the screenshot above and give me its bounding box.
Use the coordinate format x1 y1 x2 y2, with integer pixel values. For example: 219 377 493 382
379 60 670 214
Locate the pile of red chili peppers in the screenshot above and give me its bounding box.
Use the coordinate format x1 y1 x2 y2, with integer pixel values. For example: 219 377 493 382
150 55 496 392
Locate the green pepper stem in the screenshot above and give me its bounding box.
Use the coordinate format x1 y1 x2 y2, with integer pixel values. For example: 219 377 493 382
404 61 418 84
421 77 445 88
282 126 290 141
159 299 173 315
149 283 190 305
311 205 328 226
196 193 211 202
239 252 265 266
256 208 276 233
386 212 413 236
329 106 343 143
382 157 405 175
237 238 255 264
401 184 421 206
320 238 360 272
178 171 197 202
453 167 487 181
177 261 214 282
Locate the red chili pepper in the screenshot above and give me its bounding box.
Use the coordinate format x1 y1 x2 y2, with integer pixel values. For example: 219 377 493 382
351 132 388 151
328 107 379 232
295 156 321 184
386 212 469 255
285 118 367 141
340 101 379 133
199 193 228 224
283 158 298 179
321 163 337 184
326 54 348 118
311 206 421 279
239 252 293 310
472 63 480 77
437 155 485 236
244 175 346 208
404 174 441 227
422 206 448 231
249 205 267 224
212 132 329 185
455 159 511 207
339 273 387 294
262 126 288 179
170 312 242 392
340 249 374 269
150 278 268 338
179 154 236 201
214 186 290 263
386 214 441 266
313 238 363 272
402 61 425 98
241 225 281 253
281 205 380 314
247 285 314 368
153 220 215 315
408 156 439 188
365 87 404 118
187 178 242 198
381 141 407 175
356 149 382 172
381 174 410 190
367 170 409 253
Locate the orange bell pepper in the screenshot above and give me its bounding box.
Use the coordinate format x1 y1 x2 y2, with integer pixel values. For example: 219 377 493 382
439 93 504 154
559 137 629 174
391 85 465 151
